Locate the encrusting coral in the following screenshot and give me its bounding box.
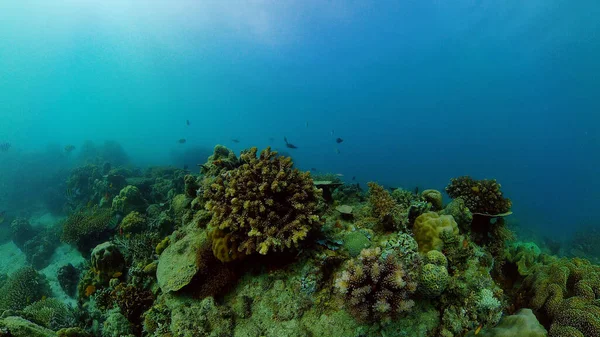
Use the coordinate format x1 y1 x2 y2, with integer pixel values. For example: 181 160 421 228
204 147 321 262
334 247 418 322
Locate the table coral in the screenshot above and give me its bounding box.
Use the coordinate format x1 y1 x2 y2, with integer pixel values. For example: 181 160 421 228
204 147 321 261
334 247 417 322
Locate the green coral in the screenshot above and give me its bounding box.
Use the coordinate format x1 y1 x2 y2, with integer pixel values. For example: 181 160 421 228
445 176 512 215
119 211 146 234
505 242 542 276
199 144 240 177
111 185 147 215
23 298 75 330
343 231 371 257
441 198 473 233
0 267 51 311
204 147 321 261
418 251 449 298
466 309 547 337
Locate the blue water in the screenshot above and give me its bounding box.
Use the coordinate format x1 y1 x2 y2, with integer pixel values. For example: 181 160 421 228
1 0 598 237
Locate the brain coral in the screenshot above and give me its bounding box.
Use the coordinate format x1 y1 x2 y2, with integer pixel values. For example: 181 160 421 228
521 256 600 337
418 250 449 298
445 176 512 215
204 147 321 261
413 212 459 253
335 247 417 322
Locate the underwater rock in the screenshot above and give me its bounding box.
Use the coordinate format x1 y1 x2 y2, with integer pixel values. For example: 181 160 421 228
421 189 443 210
466 308 547 337
57 264 80 297
157 229 207 293
413 212 459 253
91 242 125 281
0 316 57 337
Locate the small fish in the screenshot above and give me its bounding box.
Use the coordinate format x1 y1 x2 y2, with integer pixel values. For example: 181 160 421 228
183 164 189 170
305 121 309 128
462 238 469 249
474 324 483 335
336 173 344 177
336 138 344 144
231 139 240 143
64 145 76 153
186 119 190 126
178 138 187 144
284 137 298 149
0 142 11 152
269 137 275 142
352 176 356 181
311 168 317 172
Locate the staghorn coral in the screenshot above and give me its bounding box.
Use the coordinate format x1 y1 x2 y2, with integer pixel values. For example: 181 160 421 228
521 256 600 336
368 182 402 230
413 212 459 253
61 206 115 255
0 266 51 311
204 147 321 261
22 298 76 330
334 247 417 322
445 176 512 215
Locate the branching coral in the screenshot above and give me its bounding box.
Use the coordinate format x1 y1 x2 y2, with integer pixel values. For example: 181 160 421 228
335 247 417 322
445 176 512 215
61 206 115 254
368 182 402 230
204 147 321 262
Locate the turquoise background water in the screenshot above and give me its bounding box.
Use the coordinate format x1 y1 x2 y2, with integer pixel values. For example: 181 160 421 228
0 1 598 236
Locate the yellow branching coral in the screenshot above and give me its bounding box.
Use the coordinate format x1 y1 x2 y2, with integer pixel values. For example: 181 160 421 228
204 147 321 262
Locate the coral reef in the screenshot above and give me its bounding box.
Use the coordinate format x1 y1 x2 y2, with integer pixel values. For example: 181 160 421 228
204 147 321 261
61 206 115 255
334 247 418 322
111 185 147 215
118 211 146 234
413 212 459 253
445 176 512 215
90 242 126 281
22 298 75 330
466 308 547 336
0 316 57 337
0 267 51 311
421 189 443 210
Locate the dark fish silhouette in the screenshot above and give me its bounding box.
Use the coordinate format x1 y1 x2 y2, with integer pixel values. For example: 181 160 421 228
269 137 275 142
231 139 240 143
311 168 317 172
178 139 187 144
183 164 189 170
352 176 356 181
336 138 344 144
284 137 298 149
186 120 190 126
0 143 11 152
64 145 76 153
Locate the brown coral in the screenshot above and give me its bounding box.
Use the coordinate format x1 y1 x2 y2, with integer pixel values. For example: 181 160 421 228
413 212 459 253
367 182 402 230
335 247 417 322
445 176 512 215
204 147 321 261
